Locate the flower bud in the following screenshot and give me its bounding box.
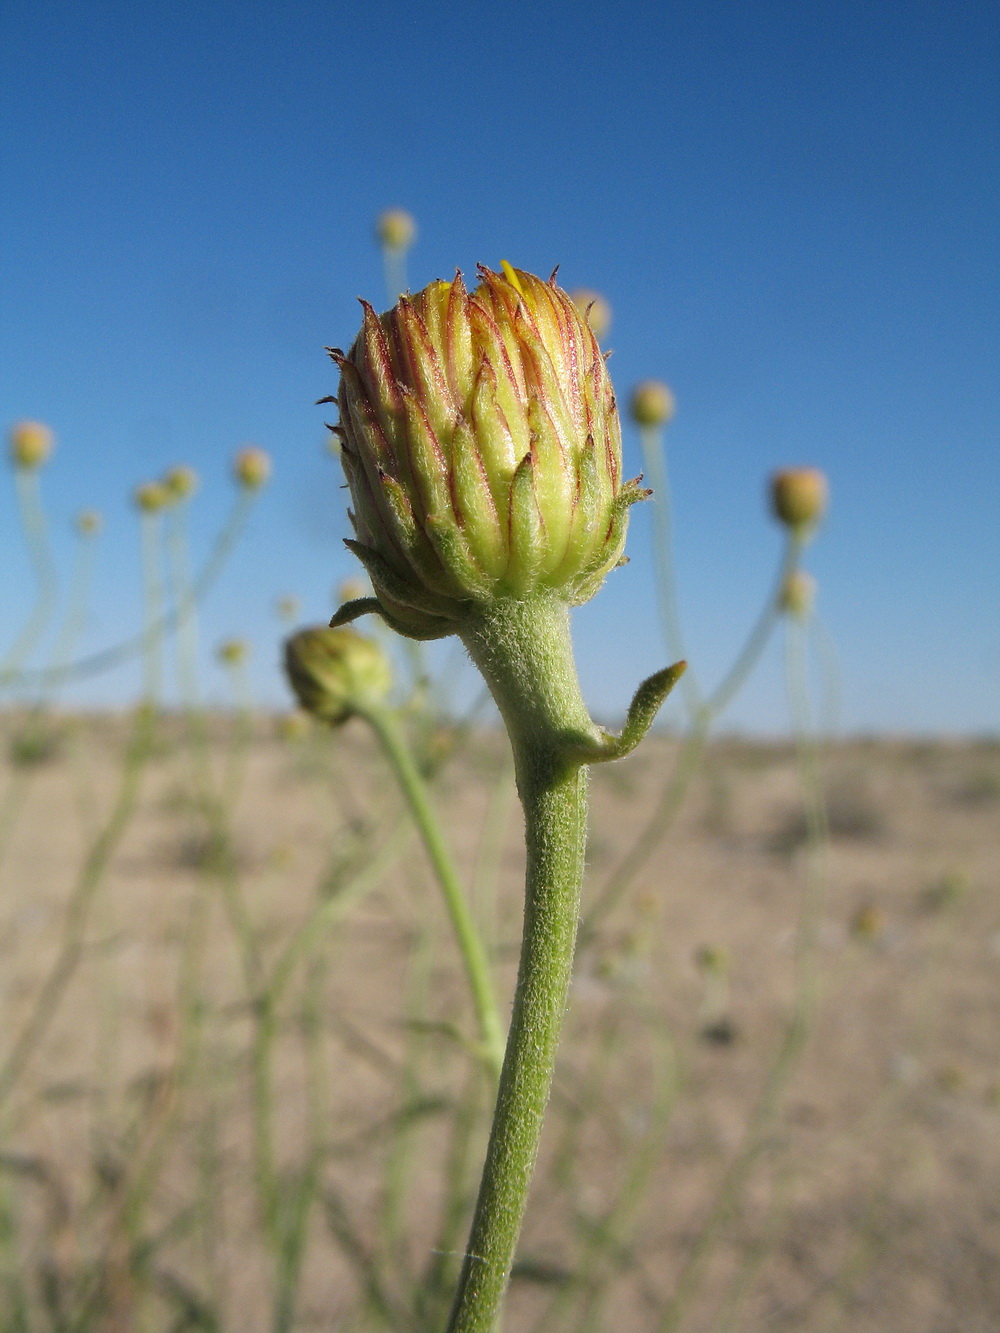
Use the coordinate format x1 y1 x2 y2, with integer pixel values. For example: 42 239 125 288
569 289 612 342
779 570 816 618
163 464 199 501
217 638 250 666
629 381 675 428
233 446 271 491
134 480 170 513
770 467 827 532
9 420 54 470
375 208 416 252
76 509 103 537
329 263 647 639
284 626 393 725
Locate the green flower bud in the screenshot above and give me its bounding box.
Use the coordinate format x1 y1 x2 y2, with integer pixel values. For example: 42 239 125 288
569 289 612 342
375 208 416 252
284 626 393 725
629 381 675 427
9 420 54 470
233 445 272 491
328 263 648 640
770 467 828 533
134 480 170 513
163 464 199 501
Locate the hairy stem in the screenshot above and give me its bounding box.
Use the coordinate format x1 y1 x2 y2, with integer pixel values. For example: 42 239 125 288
446 594 598 1333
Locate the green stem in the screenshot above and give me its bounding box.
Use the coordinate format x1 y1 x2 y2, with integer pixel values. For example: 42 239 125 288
360 702 506 1079
446 594 599 1333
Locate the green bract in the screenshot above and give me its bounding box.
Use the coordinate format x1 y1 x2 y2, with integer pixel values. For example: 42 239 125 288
327 263 648 640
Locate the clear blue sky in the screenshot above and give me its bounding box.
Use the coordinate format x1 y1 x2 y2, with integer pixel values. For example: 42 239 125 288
1 0 997 731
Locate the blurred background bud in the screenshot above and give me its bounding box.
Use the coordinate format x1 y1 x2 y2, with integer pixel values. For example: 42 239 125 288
630 380 676 427
163 464 199 502
779 569 817 618
275 594 300 624
375 207 417 253
569 288 612 341
770 467 828 532
284 626 393 725
133 480 170 513
9 420 54 470
76 509 103 537
233 445 271 491
217 637 250 666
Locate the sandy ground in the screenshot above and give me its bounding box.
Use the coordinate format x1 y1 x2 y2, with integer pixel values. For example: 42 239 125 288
0 712 997 1331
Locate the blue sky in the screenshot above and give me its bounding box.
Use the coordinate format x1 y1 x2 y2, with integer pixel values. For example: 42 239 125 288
1 0 997 731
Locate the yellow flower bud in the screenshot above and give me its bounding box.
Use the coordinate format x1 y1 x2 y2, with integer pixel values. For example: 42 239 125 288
375 208 417 252
770 467 828 532
134 480 170 513
569 289 612 342
9 420 54 470
217 637 250 666
779 570 817 618
329 263 647 640
629 381 675 427
284 626 393 725
163 464 199 501
76 509 103 537
233 446 271 491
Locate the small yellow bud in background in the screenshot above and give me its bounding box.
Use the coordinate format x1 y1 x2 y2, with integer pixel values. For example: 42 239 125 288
375 208 417 252
217 637 250 666
569 289 612 341
630 381 676 427
275 594 300 624
779 570 817 619
770 467 828 533
134 480 170 513
76 509 103 537
163 464 199 502
284 626 393 726
233 446 272 491
9 420 54 470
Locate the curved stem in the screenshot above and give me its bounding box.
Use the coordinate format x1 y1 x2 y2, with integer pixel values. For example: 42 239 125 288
360 702 506 1079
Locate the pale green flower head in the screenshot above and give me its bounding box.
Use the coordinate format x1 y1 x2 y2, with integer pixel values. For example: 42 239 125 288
328 262 648 640
284 626 393 725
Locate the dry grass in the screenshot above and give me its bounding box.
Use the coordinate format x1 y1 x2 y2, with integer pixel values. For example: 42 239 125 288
0 716 997 1331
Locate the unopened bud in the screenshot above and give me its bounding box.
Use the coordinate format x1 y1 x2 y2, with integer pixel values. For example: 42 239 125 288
134 480 170 513
217 638 250 666
779 570 817 618
569 289 612 341
76 509 103 537
330 262 646 639
376 208 416 252
630 381 675 428
233 446 271 491
10 420 54 470
770 467 827 533
164 464 199 501
284 626 392 725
